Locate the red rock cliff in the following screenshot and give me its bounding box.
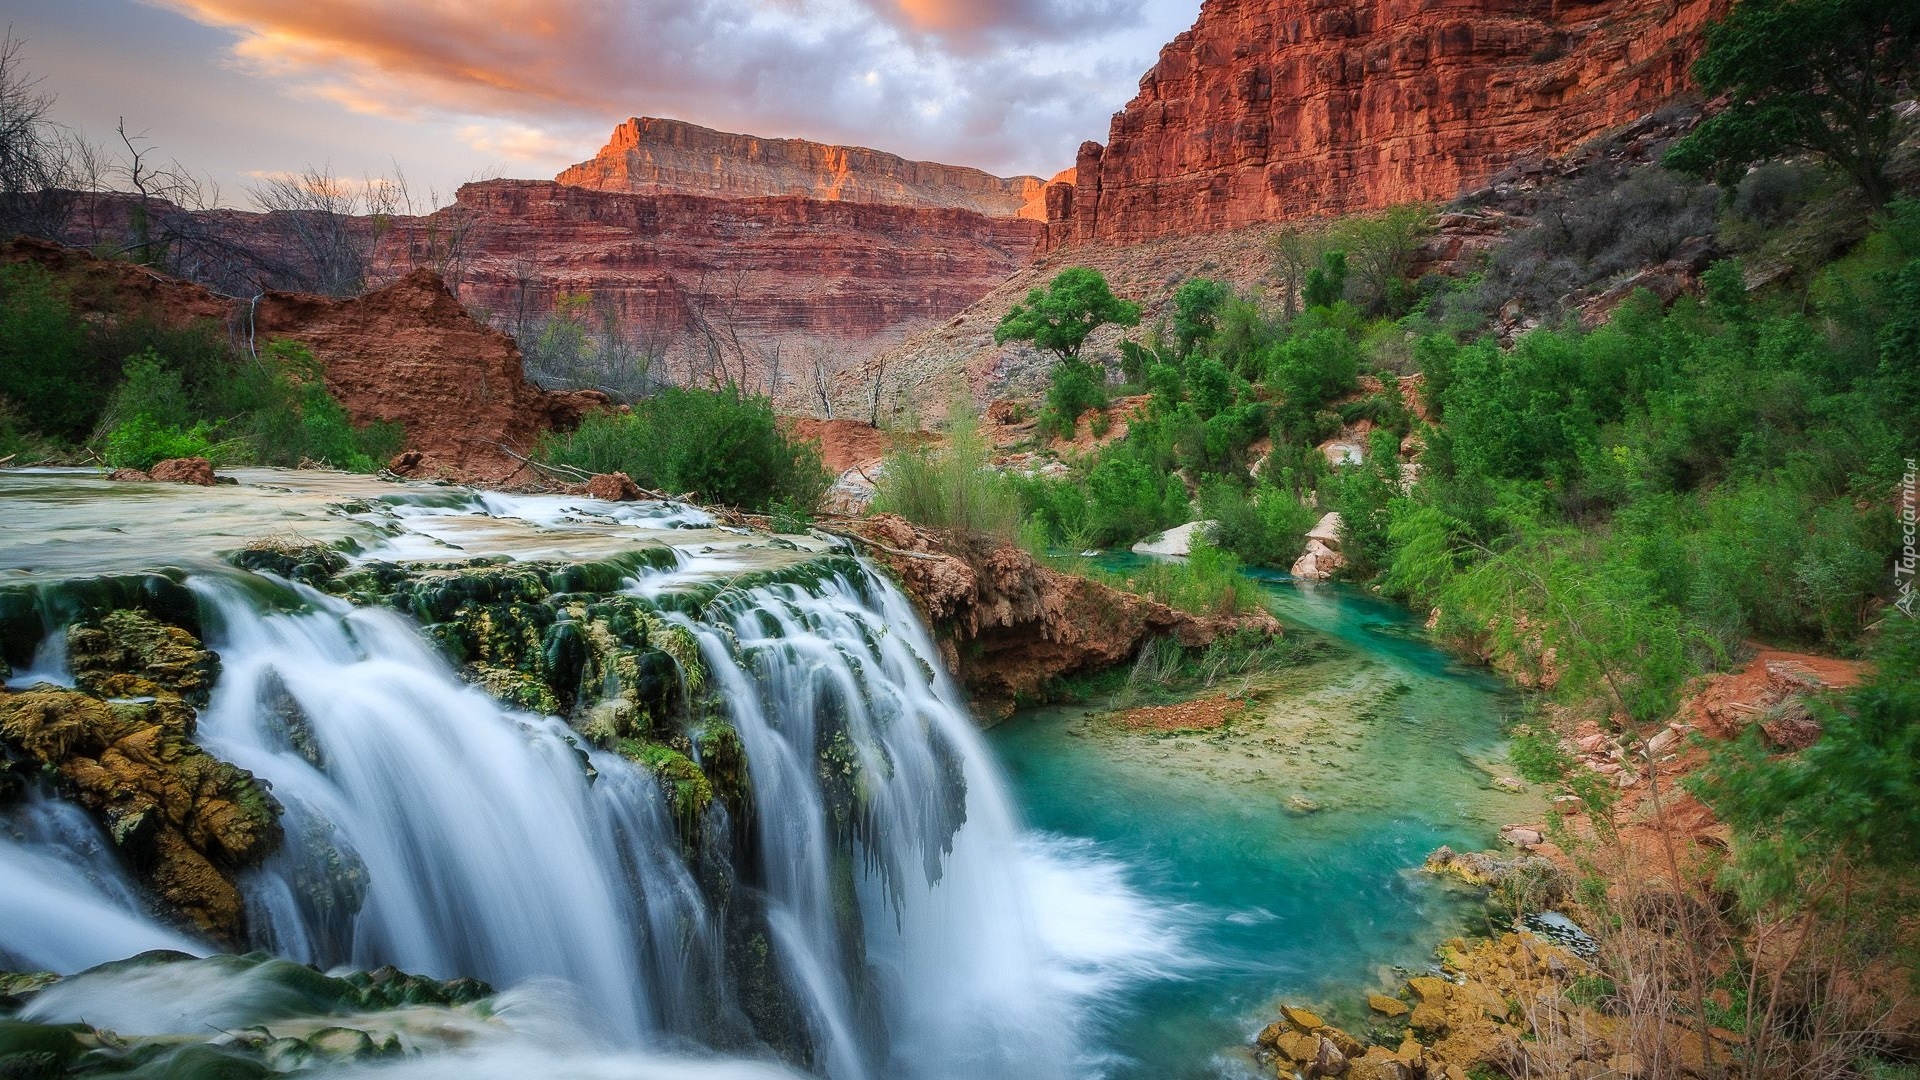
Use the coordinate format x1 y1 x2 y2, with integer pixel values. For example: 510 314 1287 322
413 179 1043 387
558 117 1050 220
1053 0 1728 247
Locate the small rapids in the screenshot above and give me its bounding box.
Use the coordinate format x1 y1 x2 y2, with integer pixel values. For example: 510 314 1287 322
0 486 1176 1079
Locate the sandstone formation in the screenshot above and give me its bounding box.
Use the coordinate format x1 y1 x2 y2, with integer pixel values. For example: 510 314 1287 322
1051 0 1728 248
401 180 1043 402
558 117 1050 219
845 514 1280 717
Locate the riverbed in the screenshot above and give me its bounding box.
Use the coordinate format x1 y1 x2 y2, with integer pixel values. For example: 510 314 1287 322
989 568 1538 1078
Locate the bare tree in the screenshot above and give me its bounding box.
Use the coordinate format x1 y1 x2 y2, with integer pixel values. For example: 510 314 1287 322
804 344 835 419
0 31 80 240
385 166 485 297
248 164 384 296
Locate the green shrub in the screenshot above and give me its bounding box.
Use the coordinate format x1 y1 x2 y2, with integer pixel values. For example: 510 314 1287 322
1200 479 1318 568
1079 540 1262 618
0 262 96 442
1041 358 1108 439
1086 453 1189 546
537 385 829 512
872 410 1023 540
227 342 403 472
102 414 217 470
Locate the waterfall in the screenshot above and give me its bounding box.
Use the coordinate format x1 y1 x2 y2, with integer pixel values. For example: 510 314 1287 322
186 576 713 1043
0 794 203 972
0 548 1170 1077
678 571 1083 1080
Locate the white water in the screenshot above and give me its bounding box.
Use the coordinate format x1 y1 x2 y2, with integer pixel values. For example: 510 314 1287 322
1 554 1175 1077
187 577 712 1043
679 573 1159 1080
0 796 203 972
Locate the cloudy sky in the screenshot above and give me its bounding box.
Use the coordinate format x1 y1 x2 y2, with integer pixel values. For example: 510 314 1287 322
1 0 1201 208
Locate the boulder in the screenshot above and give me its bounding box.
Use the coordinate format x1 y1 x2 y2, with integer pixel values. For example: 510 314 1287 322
1130 520 1215 557
586 471 644 502
148 457 216 485
1368 993 1411 1019
1314 1033 1350 1076
1281 1004 1326 1033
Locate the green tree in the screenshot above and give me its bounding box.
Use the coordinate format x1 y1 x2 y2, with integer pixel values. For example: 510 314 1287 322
1302 251 1348 309
1171 277 1231 355
1664 0 1920 208
994 267 1141 362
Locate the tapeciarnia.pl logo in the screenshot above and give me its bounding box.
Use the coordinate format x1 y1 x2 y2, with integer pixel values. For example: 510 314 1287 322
1899 458 1917 618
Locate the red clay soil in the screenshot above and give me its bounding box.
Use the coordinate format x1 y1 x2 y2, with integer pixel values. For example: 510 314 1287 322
1536 647 1869 887
787 418 901 476
1111 695 1242 732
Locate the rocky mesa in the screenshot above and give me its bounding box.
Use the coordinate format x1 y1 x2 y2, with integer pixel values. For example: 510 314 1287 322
558 116 1052 220
423 178 1043 393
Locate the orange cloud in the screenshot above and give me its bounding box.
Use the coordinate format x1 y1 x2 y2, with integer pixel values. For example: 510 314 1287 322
134 0 1192 179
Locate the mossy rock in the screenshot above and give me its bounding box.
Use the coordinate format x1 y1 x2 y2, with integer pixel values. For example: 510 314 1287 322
618 739 714 838
229 538 349 587
0 689 281 940
116 1043 273 1080
67 609 220 707
0 1020 87 1068
470 663 561 716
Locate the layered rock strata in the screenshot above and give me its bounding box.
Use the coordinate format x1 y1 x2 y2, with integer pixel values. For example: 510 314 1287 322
558 116 1051 219
1050 0 1728 247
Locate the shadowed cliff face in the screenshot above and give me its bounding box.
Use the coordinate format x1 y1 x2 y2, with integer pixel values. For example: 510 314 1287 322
558 117 1053 220
1046 0 1729 248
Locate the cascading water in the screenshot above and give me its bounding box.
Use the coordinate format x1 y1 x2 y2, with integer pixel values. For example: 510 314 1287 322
0 794 203 973
186 575 713 1043
677 571 1092 1080
0 475 1174 1079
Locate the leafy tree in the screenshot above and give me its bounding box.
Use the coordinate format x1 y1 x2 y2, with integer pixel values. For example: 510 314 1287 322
1041 358 1108 439
1302 251 1348 309
994 267 1141 363
1664 0 1920 208
1328 206 1430 313
1171 277 1231 355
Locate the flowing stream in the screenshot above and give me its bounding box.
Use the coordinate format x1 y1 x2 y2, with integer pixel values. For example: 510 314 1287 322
0 471 1523 1079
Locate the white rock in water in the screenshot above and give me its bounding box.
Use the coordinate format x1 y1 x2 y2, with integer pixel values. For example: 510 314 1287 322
1131 520 1215 557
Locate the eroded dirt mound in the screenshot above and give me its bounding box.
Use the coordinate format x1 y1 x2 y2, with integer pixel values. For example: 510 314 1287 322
1 239 606 483
254 270 606 482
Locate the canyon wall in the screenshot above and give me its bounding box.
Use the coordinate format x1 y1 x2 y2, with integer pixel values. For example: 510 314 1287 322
558 117 1052 220
410 179 1043 391
1049 0 1728 247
